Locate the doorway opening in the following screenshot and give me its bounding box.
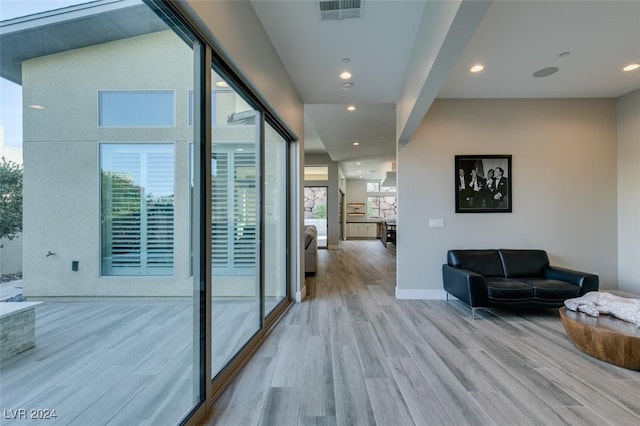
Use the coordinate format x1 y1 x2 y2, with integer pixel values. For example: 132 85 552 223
304 186 328 248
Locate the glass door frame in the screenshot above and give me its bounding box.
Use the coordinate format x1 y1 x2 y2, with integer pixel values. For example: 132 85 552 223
205 62 294 408
157 3 297 424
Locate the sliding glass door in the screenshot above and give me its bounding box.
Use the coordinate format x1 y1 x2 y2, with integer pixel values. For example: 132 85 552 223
264 124 288 316
210 70 261 378
0 1 204 424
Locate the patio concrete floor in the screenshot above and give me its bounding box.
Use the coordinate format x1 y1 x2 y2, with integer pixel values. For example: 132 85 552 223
0 296 279 425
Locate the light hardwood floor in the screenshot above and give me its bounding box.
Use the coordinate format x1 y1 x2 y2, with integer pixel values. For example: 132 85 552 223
205 240 640 426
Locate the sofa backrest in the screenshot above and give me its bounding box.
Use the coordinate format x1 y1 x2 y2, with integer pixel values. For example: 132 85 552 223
447 250 505 277
498 249 549 277
304 225 317 249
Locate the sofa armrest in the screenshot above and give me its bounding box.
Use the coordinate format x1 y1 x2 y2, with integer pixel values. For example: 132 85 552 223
442 265 487 307
544 266 599 294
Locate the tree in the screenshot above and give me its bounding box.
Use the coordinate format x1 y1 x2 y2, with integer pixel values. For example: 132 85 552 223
312 203 326 219
0 157 23 240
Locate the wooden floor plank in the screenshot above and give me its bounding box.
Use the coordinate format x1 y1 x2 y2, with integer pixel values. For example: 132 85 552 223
297 416 338 426
365 378 414 426
388 357 454 425
540 367 640 423
331 343 376 426
406 341 495 426
258 387 300 426
299 335 336 417
469 391 535 426
271 324 309 388
351 321 391 379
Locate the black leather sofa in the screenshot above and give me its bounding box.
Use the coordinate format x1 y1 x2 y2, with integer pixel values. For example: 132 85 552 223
442 249 599 318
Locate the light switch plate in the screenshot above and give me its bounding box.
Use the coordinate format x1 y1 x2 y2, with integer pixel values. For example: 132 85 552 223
429 218 445 228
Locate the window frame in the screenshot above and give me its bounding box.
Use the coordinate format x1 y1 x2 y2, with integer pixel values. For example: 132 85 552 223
99 142 177 277
366 180 397 219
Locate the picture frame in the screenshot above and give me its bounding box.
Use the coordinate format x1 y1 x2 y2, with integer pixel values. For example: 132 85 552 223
455 155 512 213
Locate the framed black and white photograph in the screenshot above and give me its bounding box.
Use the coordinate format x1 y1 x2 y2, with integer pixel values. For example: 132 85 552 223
455 155 512 213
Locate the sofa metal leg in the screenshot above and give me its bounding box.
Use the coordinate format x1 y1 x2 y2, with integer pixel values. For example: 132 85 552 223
472 307 478 319
446 293 449 302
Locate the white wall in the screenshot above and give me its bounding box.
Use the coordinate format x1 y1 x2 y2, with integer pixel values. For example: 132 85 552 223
617 89 640 293
397 98 619 299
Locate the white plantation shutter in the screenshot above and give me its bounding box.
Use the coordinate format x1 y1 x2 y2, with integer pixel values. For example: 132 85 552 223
211 152 230 271
211 145 257 275
101 144 175 276
106 152 142 271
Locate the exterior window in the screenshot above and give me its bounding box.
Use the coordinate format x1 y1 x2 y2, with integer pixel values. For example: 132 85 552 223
211 144 257 275
99 90 175 127
366 180 397 219
101 143 175 276
304 166 329 180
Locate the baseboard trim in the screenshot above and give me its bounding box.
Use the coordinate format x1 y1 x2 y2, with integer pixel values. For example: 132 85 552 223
395 288 448 300
296 285 306 302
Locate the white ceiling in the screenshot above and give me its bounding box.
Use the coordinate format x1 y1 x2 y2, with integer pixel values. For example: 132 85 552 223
251 0 640 181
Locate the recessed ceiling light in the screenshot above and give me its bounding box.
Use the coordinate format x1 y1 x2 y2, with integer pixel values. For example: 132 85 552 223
353 142 360 146
358 170 362 173
347 105 356 111
28 104 44 109
236 148 244 152
340 71 352 79
342 58 351 64
623 63 640 72
359 175 363 178
215 80 229 88
470 64 484 73
558 51 571 58
342 82 353 89
356 162 361 165
533 66 559 78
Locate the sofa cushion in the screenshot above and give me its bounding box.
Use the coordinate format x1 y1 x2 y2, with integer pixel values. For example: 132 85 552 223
447 250 504 277
520 278 581 301
485 278 533 301
499 249 549 278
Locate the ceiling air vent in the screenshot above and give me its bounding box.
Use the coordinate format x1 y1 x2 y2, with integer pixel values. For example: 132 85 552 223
319 0 363 21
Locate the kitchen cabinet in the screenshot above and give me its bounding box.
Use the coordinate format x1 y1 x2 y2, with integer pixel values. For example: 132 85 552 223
346 223 377 239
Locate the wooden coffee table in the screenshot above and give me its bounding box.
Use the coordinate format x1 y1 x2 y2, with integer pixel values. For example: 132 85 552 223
560 306 640 371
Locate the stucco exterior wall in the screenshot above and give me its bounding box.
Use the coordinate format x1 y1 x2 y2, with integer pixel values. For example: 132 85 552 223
22 31 195 297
